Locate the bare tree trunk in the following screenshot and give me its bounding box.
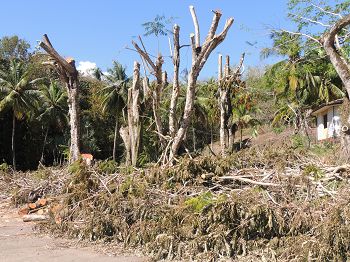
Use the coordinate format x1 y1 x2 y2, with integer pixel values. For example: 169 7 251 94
39 34 80 163
219 53 245 155
40 126 49 163
119 126 131 165
169 24 180 137
320 14 350 159
67 85 80 162
152 70 166 145
112 112 118 162
192 126 196 152
228 126 235 153
120 61 141 166
129 62 141 166
218 54 226 156
132 41 166 146
219 89 227 155
12 112 16 171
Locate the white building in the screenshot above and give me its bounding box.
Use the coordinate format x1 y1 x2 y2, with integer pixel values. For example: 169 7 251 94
311 99 343 141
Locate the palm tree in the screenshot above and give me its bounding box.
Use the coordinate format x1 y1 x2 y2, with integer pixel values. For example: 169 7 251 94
0 60 41 170
99 61 129 161
38 81 68 163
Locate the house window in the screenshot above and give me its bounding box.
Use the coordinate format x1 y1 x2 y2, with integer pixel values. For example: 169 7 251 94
323 113 328 128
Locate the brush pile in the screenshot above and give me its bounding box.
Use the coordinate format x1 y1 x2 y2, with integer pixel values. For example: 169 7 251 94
2 142 350 261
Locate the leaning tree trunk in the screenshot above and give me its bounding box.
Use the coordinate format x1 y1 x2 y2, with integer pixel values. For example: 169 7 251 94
320 14 350 159
11 112 16 171
39 34 80 163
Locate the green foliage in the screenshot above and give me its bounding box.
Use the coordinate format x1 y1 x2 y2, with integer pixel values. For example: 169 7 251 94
303 164 324 180
0 162 9 172
142 15 175 37
272 125 285 134
68 160 86 174
291 134 308 149
0 35 30 61
97 159 118 174
0 60 41 118
38 81 68 126
185 192 214 212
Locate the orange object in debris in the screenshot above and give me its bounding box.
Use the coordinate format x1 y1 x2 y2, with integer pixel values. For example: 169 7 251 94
81 153 93 166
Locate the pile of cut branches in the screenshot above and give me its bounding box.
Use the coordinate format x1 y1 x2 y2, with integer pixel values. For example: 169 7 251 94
4 143 350 261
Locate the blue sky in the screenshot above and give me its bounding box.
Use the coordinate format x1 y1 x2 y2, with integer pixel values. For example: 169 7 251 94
0 0 291 79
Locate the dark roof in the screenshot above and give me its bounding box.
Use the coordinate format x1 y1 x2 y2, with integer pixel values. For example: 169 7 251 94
311 99 344 116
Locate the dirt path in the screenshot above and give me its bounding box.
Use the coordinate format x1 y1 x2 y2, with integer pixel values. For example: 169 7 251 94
0 199 146 262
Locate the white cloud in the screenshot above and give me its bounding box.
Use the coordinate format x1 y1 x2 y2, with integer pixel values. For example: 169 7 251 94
77 61 97 77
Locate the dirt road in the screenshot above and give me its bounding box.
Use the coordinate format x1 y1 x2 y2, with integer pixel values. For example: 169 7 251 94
0 199 146 262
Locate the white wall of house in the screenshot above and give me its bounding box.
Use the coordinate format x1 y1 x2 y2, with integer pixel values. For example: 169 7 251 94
316 105 341 140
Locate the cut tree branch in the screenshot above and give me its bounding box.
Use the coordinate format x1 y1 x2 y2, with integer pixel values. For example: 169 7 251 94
189 5 200 49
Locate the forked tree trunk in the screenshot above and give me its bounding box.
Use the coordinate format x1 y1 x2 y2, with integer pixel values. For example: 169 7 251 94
169 7 234 162
320 14 350 159
218 53 245 155
12 112 16 171
132 41 166 147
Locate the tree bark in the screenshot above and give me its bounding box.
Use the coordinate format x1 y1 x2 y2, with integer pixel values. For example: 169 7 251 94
39 34 80 163
40 126 49 164
132 41 166 146
67 85 80 162
120 126 131 165
12 112 16 171
120 61 141 166
169 24 180 138
129 62 141 166
113 112 118 162
218 54 226 156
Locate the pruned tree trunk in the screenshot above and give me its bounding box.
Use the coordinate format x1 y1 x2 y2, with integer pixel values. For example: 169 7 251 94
68 86 80 162
12 112 16 171
120 126 131 165
40 126 49 164
132 41 166 147
39 34 80 163
120 61 141 166
320 14 350 159
228 125 236 153
169 8 234 162
169 24 180 138
218 54 226 156
112 112 119 162
218 53 245 155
